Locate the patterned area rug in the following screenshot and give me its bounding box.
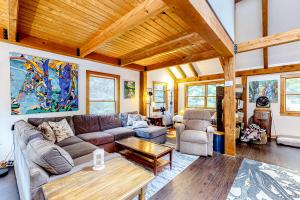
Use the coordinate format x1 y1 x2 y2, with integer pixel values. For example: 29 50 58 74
227 159 300 200
134 150 198 200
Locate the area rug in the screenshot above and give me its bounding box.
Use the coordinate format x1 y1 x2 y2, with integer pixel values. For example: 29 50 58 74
134 150 198 200
227 159 300 200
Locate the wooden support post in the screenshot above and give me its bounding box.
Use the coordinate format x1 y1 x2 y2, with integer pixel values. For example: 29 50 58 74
139 71 147 115
223 56 236 156
174 81 178 114
262 0 268 69
241 76 248 127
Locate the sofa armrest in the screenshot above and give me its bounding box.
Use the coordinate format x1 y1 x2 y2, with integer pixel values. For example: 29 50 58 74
175 123 185 151
206 126 215 156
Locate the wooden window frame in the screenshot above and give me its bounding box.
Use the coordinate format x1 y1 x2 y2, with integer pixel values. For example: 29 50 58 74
280 73 300 116
153 81 168 112
86 70 120 114
185 81 223 109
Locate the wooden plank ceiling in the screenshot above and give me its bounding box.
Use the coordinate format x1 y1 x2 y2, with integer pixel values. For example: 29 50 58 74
0 0 233 71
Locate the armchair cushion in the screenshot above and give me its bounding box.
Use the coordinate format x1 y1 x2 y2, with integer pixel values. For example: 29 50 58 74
185 120 211 132
181 130 208 144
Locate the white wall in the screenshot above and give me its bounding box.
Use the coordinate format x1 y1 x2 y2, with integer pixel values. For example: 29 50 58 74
0 42 140 161
147 69 174 116
247 72 300 137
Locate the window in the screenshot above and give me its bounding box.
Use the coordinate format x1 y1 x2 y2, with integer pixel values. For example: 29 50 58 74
185 81 223 109
281 74 300 116
86 71 120 115
153 81 168 111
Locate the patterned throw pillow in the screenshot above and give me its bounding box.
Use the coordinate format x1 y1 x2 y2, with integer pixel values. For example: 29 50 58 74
48 119 74 142
132 121 149 129
38 122 56 143
127 114 143 126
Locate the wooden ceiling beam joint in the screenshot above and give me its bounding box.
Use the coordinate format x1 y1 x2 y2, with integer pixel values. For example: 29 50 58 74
8 0 19 42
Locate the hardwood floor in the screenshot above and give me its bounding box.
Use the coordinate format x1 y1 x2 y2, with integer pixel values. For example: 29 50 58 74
151 140 300 200
1 140 300 200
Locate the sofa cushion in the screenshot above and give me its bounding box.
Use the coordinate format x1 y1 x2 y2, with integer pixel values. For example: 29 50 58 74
48 119 74 142
132 121 148 129
104 127 135 140
73 115 101 135
119 111 138 127
62 142 98 159
38 122 56 143
181 130 208 144
14 120 43 146
56 136 83 147
27 138 74 175
98 114 121 131
127 114 143 126
134 126 167 139
185 120 210 132
28 116 75 134
77 132 114 146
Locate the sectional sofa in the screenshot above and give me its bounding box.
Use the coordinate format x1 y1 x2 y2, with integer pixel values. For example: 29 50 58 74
13 112 167 200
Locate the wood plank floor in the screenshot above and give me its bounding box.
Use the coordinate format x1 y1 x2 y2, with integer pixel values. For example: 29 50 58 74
1 140 300 200
151 140 300 200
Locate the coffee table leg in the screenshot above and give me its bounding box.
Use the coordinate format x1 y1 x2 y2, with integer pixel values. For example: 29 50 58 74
139 186 146 200
169 151 173 170
153 158 157 175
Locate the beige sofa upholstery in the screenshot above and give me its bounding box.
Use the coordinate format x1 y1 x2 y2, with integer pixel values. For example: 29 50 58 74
176 110 214 156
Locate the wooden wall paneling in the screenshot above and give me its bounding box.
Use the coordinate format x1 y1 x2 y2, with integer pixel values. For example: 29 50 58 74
237 28 300 53
162 0 234 56
262 0 268 69
222 56 236 156
176 65 186 79
80 0 167 57
188 63 198 77
146 49 218 70
121 33 202 65
139 71 148 115
8 0 19 42
241 75 248 127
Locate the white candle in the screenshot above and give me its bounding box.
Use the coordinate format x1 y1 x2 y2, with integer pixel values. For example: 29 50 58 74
93 149 105 171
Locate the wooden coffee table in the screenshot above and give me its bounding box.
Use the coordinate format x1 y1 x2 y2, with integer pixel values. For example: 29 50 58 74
116 137 173 175
42 157 154 200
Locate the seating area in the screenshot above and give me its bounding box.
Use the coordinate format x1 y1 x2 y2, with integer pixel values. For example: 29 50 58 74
1 1 300 200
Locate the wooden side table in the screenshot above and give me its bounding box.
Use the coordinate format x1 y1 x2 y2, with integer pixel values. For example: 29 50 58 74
213 131 225 154
148 116 163 126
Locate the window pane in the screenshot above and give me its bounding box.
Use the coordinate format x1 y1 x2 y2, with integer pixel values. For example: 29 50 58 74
89 102 115 114
188 97 205 107
89 76 115 101
207 97 216 108
154 84 164 90
286 95 300 111
188 85 205 96
154 103 164 110
154 90 164 97
207 85 217 96
286 78 300 94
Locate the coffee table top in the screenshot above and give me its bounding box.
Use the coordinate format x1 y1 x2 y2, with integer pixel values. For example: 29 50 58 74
42 157 154 200
116 137 172 157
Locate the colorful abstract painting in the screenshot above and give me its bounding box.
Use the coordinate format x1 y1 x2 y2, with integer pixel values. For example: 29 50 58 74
249 80 278 103
10 52 79 115
124 80 135 99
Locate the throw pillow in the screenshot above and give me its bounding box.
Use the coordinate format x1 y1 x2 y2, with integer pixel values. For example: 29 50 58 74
38 122 56 143
48 119 74 142
119 111 138 127
127 114 142 126
132 121 149 129
27 138 74 175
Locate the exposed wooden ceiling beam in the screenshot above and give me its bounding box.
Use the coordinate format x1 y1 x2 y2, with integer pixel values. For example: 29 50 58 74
8 0 19 42
121 32 202 66
176 63 300 83
146 49 218 71
80 0 166 57
188 63 198 77
166 68 177 80
235 0 243 3
162 0 234 57
2 34 144 71
176 65 187 79
262 0 268 69
218 56 226 71
237 28 300 53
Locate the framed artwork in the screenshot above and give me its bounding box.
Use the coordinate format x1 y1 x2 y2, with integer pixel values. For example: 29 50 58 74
10 52 79 115
249 80 278 103
124 80 135 99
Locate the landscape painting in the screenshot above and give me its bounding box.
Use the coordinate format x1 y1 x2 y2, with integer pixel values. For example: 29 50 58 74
10 52 79 115
249 80 278 103
124 80 135 99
